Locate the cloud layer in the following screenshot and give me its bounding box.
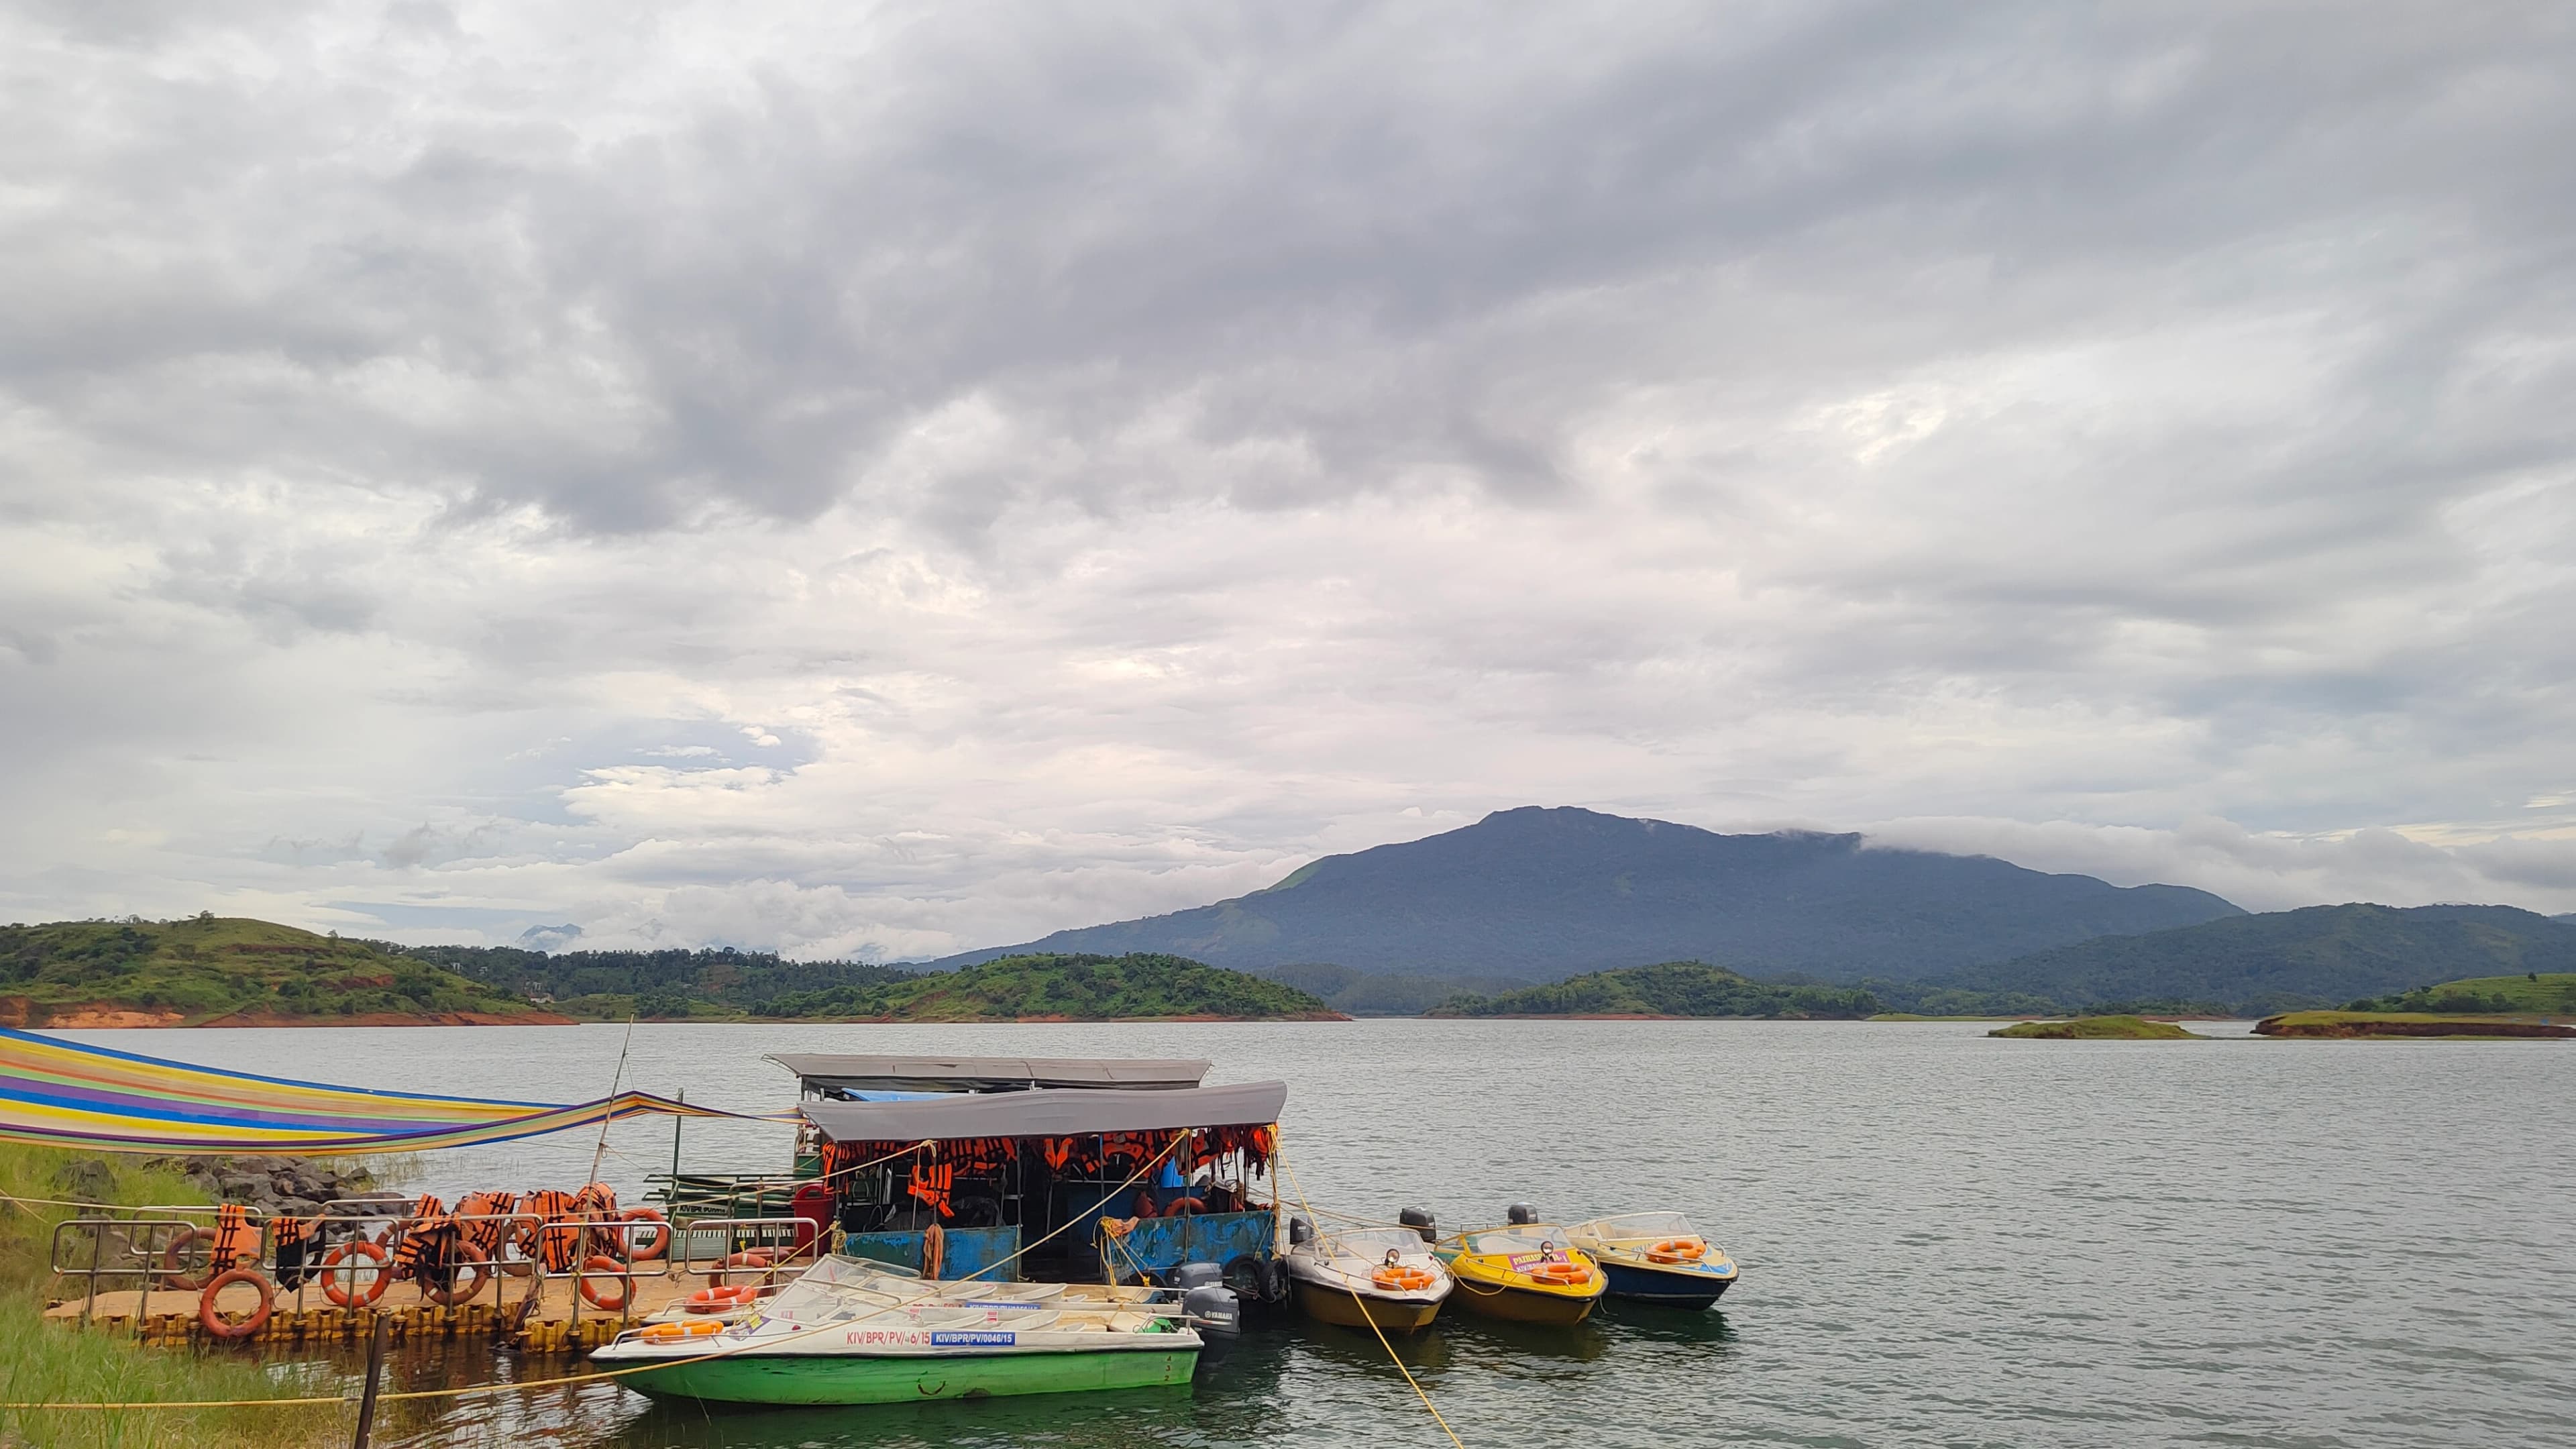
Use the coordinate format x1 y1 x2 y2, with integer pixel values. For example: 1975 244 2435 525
4 1 2573 955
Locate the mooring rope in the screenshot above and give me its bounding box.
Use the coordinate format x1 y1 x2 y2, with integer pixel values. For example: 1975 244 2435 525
1275 1140 1468 1449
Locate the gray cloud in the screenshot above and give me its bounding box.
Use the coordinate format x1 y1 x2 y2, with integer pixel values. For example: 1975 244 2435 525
1 1 2571 955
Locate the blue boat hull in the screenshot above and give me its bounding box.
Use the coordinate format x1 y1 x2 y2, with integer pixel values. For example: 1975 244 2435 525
1599 1258 1734 1307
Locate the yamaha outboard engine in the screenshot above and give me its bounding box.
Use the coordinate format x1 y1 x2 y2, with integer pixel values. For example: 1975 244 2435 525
1398 1206 1438 1244
1505 1202 1540 1226
1289 1214 1316 1246
1174 1260 1240 1366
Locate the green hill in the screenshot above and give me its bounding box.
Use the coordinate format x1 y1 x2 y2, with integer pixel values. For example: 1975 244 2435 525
1917 904 2576 1016
1428 961 1879 1018
0 916 563 1026
386 941 922 1020
2341 971 2576 1015
761 952 1343 1021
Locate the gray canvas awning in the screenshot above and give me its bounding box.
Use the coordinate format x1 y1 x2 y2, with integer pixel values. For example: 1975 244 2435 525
801 1081 1287 1143
767 1054 1211 1095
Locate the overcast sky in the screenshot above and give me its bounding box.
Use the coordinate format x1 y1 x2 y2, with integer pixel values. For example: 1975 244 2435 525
3 1 2572 959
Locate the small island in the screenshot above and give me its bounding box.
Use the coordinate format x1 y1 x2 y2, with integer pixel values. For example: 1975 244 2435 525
1988 1015 2204 1040
2252 1010 2573 1040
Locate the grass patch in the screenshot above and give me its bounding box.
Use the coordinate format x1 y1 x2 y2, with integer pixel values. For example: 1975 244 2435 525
2253 1010 2574 1040
1988 1015 2203 1040
0 1144 345 1448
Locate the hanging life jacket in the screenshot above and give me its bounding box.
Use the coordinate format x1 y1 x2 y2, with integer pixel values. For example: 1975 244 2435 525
907 1161 955 1220
209 1203 259 1274
270 1212 314 1289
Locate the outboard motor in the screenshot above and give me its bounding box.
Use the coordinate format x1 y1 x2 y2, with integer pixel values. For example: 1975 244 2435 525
1505 1202 1540 1226
1398 1206 1438 1244
1288 1214 1315 1246
1175 1261 1240 1366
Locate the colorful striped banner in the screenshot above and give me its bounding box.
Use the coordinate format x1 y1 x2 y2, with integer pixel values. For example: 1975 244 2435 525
0 1026 754 1155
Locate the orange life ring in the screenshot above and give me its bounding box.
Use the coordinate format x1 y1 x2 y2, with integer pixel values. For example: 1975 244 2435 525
419 1246 492 1306
684 1283 754 1313
1160 1197 1206 1217
319 1241 390 1307
1372 1265 1437 1292
159 1227 211 1291
619 1208 671 1263
576 1254 632 1311
1527 1260 1591 1286
713 1250 775 1285
1646 1236 1707 1265
199 1268 274 1341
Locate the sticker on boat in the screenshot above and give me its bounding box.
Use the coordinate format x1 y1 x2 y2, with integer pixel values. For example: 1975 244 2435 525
931 1330 1016 1347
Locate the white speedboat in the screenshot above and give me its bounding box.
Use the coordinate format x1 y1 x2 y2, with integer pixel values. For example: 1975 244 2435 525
1283 1222 1452 1332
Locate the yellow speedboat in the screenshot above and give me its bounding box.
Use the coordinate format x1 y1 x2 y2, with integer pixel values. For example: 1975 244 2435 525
1433 1214 1605 1326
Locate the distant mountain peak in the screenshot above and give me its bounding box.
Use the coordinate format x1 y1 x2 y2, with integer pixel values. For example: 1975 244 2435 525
932 806 2241 983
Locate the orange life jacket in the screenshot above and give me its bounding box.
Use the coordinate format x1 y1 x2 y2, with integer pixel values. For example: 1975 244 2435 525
209 1203 258 1272
907 1161 955 1218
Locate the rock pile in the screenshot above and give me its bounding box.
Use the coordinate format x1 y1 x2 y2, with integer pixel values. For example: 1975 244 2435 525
136 1153 403 1218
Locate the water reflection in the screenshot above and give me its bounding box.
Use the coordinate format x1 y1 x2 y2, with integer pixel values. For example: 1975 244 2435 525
1597 1302 1736 1350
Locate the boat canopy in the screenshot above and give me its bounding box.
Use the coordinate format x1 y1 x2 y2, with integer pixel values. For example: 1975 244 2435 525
769 1054 1212 1096
802 1081 1287 1144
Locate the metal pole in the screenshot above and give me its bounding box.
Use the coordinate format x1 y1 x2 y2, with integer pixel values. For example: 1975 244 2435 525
78 1217 102 1328
351 1312 389 1449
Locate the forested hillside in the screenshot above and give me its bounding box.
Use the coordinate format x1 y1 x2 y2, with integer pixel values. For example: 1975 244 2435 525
0 916 557 1026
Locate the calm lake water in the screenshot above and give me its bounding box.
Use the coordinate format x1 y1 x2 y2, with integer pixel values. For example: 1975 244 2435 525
58 1020 2576 1448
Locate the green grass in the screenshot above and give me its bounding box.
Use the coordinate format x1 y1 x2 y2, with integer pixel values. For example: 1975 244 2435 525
2254 1010 2573 1039
0 916 540 1024
0 1144 344 1448
1988 1015 2203 1040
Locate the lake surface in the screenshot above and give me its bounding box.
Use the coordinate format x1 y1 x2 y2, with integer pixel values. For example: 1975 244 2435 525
58 1020 2576 1447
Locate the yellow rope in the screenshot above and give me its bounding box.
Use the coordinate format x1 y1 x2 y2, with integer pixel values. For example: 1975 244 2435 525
4 1131 1194 1413
1275 1141 1468 1449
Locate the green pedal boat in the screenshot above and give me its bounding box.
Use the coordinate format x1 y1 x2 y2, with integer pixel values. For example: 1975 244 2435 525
590 1257 1203 1406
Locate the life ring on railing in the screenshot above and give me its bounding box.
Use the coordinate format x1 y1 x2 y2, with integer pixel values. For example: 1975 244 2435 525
319 1241 390 1306
199 1268 274 1341
1527 1260 1591 1287
1372 1265 1437 1292
684 1283 755 1313
158 1227 211 1291
713 1250 775 1285
641 1319 723 1340
576 1254 632 1311
419 1247 492 1306
617 1208 670 1263
1646 1237 1707 1265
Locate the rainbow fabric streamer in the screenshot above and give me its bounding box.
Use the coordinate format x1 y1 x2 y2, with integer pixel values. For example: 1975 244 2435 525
0 1026 749 1155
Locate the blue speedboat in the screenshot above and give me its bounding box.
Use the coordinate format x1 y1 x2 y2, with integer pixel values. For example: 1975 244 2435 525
1566 1213 1738 1308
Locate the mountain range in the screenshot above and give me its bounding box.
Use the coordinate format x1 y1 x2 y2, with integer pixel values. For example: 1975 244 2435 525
1913 902 2576 1016
932 806 2243 982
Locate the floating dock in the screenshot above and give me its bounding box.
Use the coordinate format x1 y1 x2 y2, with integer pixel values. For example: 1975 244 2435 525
44 1273 699 1352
